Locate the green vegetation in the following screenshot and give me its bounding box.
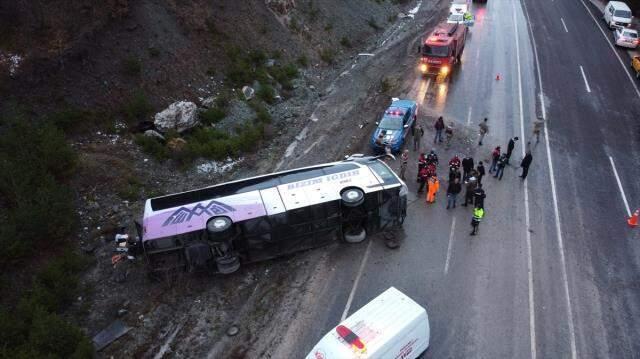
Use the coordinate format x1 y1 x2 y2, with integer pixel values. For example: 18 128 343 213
297 55 309 67
224 47 299 91
340 36 352 48
367 17 381 31
380 77 393 94
122 90 153 123
319 48 335 64
324 23 333 32
49 107 114 135
148 47 160 58
122 56 142 76
135 134 169 160
200 107 226 125
257 83 276 104
0 115 92 358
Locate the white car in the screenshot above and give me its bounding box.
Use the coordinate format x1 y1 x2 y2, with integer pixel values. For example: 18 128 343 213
614 28 639 48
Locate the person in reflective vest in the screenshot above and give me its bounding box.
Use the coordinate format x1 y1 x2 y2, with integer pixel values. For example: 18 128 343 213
426 176 440 203
470 206 484 236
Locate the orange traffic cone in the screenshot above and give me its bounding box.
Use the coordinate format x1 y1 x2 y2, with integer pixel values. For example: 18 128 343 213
496 73 501 81
628 209 639 228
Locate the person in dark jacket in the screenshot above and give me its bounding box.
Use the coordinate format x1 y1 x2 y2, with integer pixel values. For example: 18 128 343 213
446 178 462 209
494 153 508 180
462 175 478 207
505 137 519 165
461 156 474 180
449 165 461 183
417 166 429 193
476 161 485 185
520 151 533 179
434 116 445 143
473 184 486 209
426 149 438 166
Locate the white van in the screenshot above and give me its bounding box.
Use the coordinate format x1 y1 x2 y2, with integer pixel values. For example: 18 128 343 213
603 1 633 29
306 287 430 359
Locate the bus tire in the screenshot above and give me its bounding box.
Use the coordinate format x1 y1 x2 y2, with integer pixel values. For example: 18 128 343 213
216 255 240 274
344 227 366 243
206 216 234 241
341 188 365 207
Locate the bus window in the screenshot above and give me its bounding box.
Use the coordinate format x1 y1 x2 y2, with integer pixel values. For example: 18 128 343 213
280 168 325 184
368 162 400 185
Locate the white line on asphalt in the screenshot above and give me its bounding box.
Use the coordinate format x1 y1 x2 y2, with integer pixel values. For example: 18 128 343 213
341 239 372 321
512 4 536 359
609 156 632 217
466 106 472 126
579 65 591 93
444 217 456 274
560 18 569 33
522 2 578 358
578 0 640 99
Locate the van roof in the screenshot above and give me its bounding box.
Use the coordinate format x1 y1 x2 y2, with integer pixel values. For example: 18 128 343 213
609 1 631 10
313 287 426 355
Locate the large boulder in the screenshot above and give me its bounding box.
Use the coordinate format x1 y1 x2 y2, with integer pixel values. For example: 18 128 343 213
154 101 199 133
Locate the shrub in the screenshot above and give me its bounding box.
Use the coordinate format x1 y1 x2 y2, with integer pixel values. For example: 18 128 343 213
135 134 169 160
367 17 381 31
122 90 153 123
296 55 309 67
380 77 393 94
200 107 226 125
257 83 276 104
250 102 272 124
269 63 298 90
340 37 352 48
148 47 160 58
319 48 335 64
324 23 333 32
122 56 142 76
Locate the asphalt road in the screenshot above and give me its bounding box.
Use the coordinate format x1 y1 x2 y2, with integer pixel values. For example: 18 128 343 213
273 0 640 358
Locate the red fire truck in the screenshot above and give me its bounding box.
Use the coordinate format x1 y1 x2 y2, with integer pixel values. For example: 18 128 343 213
419 22 467 77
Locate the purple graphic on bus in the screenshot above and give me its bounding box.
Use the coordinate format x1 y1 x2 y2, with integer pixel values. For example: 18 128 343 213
162 200 235 226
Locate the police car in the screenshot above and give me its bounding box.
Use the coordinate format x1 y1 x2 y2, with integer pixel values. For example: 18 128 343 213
370 99 418 154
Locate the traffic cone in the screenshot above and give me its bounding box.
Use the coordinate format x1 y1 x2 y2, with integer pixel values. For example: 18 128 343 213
496 73 501 80
628 209 639 228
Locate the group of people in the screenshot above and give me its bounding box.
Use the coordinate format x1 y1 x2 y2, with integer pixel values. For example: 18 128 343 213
396 115 541 236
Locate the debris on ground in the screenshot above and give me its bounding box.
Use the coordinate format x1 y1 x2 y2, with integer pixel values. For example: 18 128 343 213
93 319 132 351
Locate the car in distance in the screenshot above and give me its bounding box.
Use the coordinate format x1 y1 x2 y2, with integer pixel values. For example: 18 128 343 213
614 27 639 48
370 99 418 154
603 1 633 29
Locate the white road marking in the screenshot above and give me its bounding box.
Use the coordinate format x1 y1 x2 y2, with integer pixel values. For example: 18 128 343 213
303 135 326 155
512 4 536 359
341 239 372 321
444 217 456 274
579 65 591 93
609 156 632 217
578 0 640 99
560 18 569 33
466 106 473 126
522 2 578 358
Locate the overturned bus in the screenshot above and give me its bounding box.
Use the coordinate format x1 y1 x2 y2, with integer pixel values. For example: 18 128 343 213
140 155 408 275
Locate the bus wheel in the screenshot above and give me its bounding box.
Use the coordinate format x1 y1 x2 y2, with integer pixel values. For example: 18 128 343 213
344 226 367 243
216 255 240 274
207 216 234 241
341 188 365 207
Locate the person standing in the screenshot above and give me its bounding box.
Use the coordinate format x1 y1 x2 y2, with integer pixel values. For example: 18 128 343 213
446 178 462 209
489 146 501 173
417 166 428 193
476 161 485 186
399 150 409 180
520 151 533 179
434 116 445 143
478 118 489 145
494 153 508 180
426 149 439 166
462 174 477 207
505 137 518 165
448 155 461 169
461 156 474 180
532 119 544 143
473 184 486 209
445 122 454 149
426 176 440 203
414 124 424 150
449 165 461 183
470 206 485 236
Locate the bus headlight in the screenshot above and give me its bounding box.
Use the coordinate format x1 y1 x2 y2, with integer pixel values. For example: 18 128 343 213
441 66 450 75
420 63 428 73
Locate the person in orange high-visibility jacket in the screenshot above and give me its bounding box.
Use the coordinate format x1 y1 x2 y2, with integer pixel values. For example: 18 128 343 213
426 176 440 203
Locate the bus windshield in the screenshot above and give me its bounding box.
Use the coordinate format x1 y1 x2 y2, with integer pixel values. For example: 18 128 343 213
422 44 450 57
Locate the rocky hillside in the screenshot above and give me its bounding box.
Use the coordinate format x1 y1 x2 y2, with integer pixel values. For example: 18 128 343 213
1 0 410 117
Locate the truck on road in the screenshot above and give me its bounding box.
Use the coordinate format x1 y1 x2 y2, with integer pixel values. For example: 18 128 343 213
419 22 468 77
